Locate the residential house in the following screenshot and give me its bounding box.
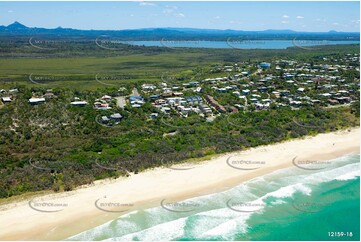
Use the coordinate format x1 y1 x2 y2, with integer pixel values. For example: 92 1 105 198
150 113 159 119
71 101 88 106
101 95 112 101
259 62 271 69
110 113 122 122
185 96 202 106
1 97 11 103
142 84 157 91
28 97 45 105
43 92 55 99
205 95 226 113
101 116 110 124
9 89 19 94
199 104 213 116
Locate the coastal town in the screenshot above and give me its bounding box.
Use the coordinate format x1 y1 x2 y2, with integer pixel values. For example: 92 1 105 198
1 53 359 127
0 1 360 241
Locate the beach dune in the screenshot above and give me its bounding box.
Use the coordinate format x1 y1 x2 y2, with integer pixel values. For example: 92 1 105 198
0 128 359 240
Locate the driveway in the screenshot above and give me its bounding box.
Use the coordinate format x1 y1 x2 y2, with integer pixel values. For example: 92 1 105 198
115 96 126 108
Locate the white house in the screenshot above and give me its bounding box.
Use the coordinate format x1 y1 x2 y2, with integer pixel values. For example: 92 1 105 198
71 101 88 106
1 97 11 103
28 97 45 104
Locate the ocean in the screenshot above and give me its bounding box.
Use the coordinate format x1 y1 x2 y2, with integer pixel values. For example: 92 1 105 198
68 154 360 241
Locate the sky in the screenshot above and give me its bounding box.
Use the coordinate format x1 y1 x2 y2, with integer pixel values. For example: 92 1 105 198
0 1 360 32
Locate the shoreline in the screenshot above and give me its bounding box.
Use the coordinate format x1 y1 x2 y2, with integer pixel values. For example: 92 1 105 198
0 128 359 240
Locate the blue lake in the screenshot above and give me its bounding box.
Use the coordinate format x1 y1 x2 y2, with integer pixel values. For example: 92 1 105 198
127 39 360 49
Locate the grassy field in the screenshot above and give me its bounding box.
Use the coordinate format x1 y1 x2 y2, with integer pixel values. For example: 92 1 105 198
0 53 209 90
0 43 359 90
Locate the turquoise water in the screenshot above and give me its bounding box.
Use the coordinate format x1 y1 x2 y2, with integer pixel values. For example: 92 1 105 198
128 40 360 49
68 154 360 241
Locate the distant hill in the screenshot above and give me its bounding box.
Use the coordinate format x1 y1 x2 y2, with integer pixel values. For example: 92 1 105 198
263 29 297 34
0 21 359 41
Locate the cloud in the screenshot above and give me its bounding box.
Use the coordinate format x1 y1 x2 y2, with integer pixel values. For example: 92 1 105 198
8 10 13 13
281 20 289 24
229 20 242 24
282 15 289 18
162 5 182 18
163 8 173 14
215 16 221 19
296 16 304 19
139 2 156 7
163 5 178 15
332 22 339 26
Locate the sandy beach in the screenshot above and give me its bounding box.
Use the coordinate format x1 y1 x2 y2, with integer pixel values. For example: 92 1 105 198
0 128 359 241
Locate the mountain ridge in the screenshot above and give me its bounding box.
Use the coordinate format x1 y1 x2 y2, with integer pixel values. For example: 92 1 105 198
1 21 359 33
0 21 359 41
